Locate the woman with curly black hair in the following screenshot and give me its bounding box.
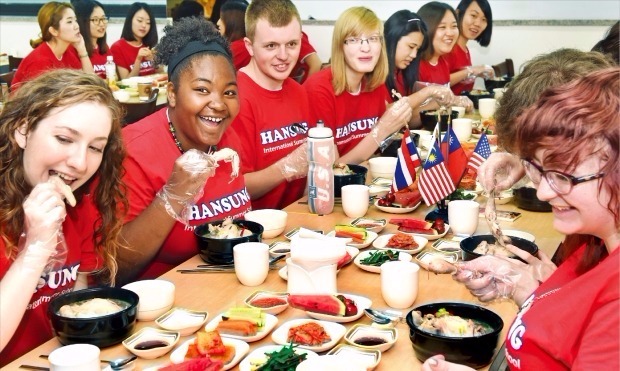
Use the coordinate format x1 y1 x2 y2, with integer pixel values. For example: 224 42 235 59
117 16 251 283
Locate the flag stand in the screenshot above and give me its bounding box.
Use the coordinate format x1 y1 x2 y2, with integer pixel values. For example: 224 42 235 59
424 107 452 224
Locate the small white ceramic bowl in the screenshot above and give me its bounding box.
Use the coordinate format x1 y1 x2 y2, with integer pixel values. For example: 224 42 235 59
368 157 397 179
344 324 398 352
122 280 175 321
122 327 179 359
244 290 289 315
155 307 209 336
113 90 130 102
243 209 288 239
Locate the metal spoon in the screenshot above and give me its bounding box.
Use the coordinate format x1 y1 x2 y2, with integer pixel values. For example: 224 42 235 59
364 308 404 325
107 355 137 370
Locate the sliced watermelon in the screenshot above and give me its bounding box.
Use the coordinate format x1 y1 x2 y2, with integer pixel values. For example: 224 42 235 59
398 225 438 235
288 294 346 316
393 189 422 207
389 218 432 230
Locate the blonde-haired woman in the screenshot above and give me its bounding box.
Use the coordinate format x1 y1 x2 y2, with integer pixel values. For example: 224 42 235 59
303 6 411 164
12 1 94 90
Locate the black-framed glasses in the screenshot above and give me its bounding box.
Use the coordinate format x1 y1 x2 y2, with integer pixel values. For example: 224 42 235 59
343 35 383 46
90 16 110 25
521 159 605 195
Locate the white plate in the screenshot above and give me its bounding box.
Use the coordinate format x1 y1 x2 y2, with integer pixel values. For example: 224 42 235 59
368 184 390 198
415 251 459 271
371 177 392 187
278 245 358 281
401 224 450 241
284 227 324 240
503 229 536 242
350 217 387 233
204 313 278 342
327 344 382 369
169 336 249 370
155 307 209 336
353 249 413 273
238 345 318 371
271 319 347 353
268 241 291 259
374 199 420 214
372 234 428 255
344 324 397 353
304 293 372 323
244 291 289 315
326 230 378 249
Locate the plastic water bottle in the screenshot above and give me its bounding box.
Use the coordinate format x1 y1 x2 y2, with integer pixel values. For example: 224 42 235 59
307 120 335 215
105 55 117 87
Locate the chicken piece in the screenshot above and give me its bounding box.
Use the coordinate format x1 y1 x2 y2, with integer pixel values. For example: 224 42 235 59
210 148 240 179
48 175 76 207
428 258 459 274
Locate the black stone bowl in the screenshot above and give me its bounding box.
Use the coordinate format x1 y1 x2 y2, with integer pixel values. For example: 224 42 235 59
460 90 494 109
381 131 420 158
420 110 460 132
460 234 539 262
334 164 368 198
406 302 504 368
194 219 264 265
513 187 552 212
485 77 512 91
47 287 139 348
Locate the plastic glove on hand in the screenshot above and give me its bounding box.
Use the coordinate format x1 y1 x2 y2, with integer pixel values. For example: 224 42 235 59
477 152 525 193
276 142 309 182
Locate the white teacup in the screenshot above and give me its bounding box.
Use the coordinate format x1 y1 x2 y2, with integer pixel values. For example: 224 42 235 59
451 106 465 118
341 184 369 218
452 118 473 143
478 98 497 119
448 200 480 236
381 261 420 309
49 344 100 371
233 242 269 286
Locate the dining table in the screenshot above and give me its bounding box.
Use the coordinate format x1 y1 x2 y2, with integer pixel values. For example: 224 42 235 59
5 189 563 371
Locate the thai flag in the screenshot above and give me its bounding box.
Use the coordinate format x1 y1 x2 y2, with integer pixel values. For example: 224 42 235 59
467 132 492 171
441 128 468 186
419 141 455 206
391 128 422 192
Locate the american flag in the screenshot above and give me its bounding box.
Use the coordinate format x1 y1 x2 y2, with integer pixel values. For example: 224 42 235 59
467 132 492 171
392 128 422 192
419 141 455 206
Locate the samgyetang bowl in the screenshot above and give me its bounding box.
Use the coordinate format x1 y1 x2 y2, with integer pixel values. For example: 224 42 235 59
460 234 538 262
334 164 368 198
194 219 264 264
47 287 139 347
406 302 503 368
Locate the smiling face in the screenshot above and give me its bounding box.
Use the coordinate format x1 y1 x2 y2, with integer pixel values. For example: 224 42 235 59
89 6 107 41
533 149 616 242
16 102 111 191
132 9 151 42
245 18 301 89
460 1 487 41
432 10 459 58
168 54 239 150
394 31 424 70
343 31 383 76
51 8 81 44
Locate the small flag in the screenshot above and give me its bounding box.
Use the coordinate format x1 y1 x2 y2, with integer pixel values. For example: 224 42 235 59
419 141 455 206
441 128 468 185
392 128 422 192
467 132 492 171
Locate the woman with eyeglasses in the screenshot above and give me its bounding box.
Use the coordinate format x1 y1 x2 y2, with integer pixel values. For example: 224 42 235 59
303 6 412 164
74 0 112 80
424 68 619 370
110 2 158 78
11 1 94 90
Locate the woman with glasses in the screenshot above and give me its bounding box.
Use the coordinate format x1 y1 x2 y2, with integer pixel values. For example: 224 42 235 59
303 6 412 164
110 2 158 79
424 68 619 370
11 1 94 90
74 0 112 80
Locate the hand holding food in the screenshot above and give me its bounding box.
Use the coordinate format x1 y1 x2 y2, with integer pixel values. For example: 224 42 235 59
275 142 309 182
423 85 455 107
477 152 525 193
449 95 474 112
376 98 413 135
48 174 76 207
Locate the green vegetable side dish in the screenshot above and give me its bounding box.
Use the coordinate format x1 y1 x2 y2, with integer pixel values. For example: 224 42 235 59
256 343 307 371
360 250 400 266
447 189 475 201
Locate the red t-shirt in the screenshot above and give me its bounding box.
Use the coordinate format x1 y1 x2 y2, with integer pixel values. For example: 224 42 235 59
418 56 451 86
11 43 81 90
231 71 309 210
444 44 472 95
230 39 251 71
0 195 100 366
110 38 156 76
91 45 112 79
122 109 252 279
303 67 390 157
505 243 620 370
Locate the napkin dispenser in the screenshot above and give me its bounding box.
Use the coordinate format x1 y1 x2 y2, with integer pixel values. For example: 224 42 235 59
287 228 345 294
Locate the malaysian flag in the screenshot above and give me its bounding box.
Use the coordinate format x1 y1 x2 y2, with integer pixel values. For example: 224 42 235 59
467 132 492 171
392 128 422 192
419 141 455 206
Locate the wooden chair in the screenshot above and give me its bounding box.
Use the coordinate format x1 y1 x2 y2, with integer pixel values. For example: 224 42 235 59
8 55 23 71
492 59 515 78
0 71 15 89
121 88 159 126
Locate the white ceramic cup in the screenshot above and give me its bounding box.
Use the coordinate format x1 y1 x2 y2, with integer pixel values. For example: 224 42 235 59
493 88 506 101
451 106 465 118
452 118 473 143
233 242 269 286
49 344 100 371
478 98 497 119
341 184 369 218
381 261 420 309
448 200 480 236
